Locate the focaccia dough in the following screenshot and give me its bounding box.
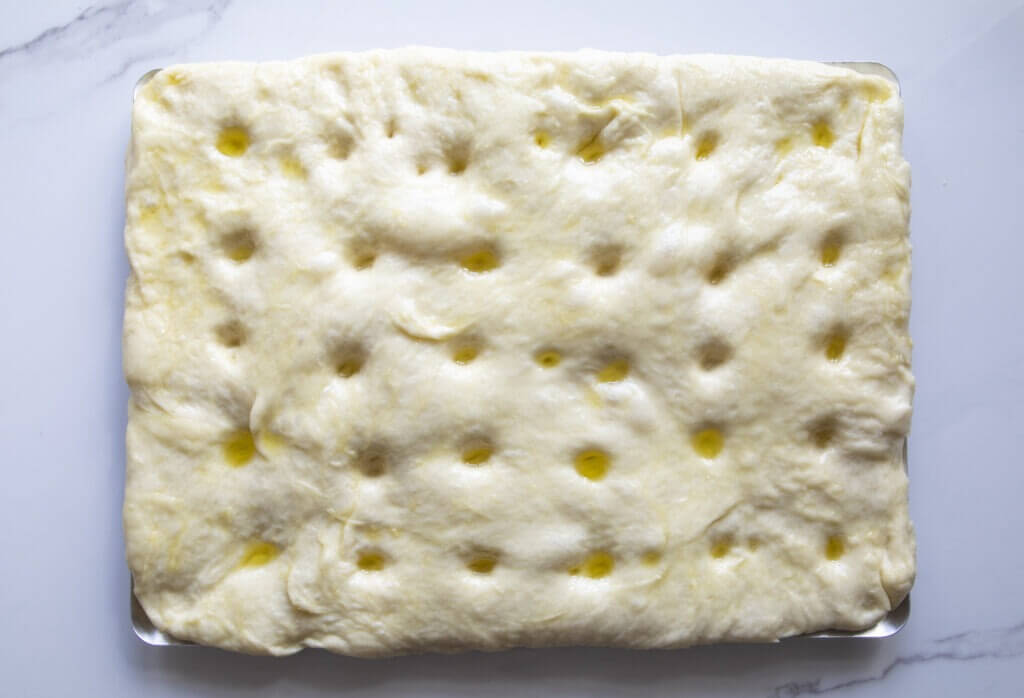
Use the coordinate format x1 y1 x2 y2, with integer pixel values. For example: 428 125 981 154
123 49 914 655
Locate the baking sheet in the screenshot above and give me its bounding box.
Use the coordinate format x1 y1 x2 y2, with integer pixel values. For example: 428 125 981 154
127 59 909 647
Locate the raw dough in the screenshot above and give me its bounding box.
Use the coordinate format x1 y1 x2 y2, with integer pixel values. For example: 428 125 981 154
123 49 914 655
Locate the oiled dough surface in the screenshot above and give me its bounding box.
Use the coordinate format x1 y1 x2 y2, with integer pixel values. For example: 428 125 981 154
123 49 914 655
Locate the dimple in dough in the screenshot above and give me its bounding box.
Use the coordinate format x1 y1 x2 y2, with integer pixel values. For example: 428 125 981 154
123 49 914 656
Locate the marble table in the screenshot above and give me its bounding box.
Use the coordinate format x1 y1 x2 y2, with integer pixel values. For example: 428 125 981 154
1 1 1021 695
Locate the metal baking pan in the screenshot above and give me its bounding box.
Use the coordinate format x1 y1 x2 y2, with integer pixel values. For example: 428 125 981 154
128 59 908 647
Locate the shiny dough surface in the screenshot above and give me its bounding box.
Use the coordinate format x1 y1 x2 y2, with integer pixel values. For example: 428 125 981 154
123 49 914 655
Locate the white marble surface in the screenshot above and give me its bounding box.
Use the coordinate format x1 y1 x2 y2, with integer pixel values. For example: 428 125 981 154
1 0 1022 695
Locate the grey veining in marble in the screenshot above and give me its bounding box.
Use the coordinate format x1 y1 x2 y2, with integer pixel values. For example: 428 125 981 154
769 620 1024 696
0 0 230 116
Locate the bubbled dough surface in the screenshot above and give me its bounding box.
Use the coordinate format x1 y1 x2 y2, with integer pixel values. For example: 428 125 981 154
123 49 914 656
